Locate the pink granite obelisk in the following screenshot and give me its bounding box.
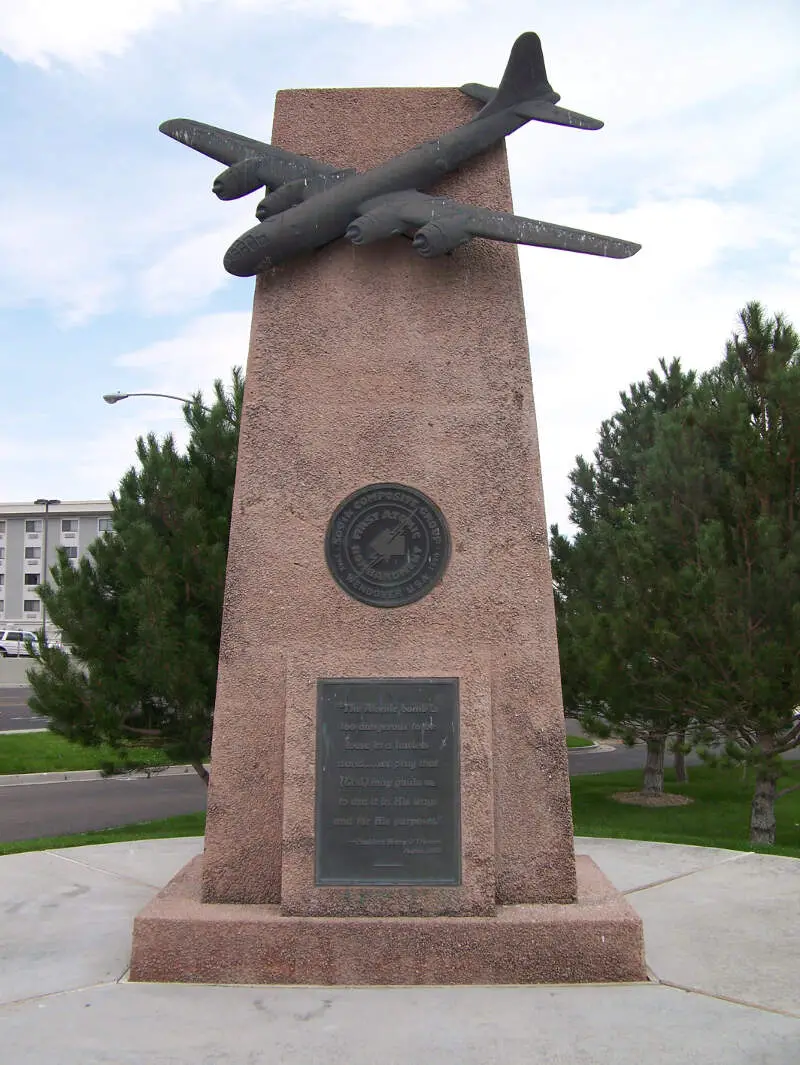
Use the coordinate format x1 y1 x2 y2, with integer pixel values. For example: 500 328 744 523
130 86 645 984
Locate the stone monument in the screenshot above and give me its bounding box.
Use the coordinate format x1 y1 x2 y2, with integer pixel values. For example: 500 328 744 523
130 34 645 985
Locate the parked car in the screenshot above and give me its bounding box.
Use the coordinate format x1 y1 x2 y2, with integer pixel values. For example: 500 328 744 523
0 630 40 657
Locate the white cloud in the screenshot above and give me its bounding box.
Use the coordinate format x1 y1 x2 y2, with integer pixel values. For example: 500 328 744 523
0 311 248 502
0 197 121 324
0 0 467 67
519 195 798 530
265 0 465 28
0 163 251 324
136 222 244 315
0 0 186 67
113 311 251 397
2 0 798 524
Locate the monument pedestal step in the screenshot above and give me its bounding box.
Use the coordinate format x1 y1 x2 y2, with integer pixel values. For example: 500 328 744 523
130 855 646 985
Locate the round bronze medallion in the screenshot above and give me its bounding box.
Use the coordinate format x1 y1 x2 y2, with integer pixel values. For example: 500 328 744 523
324 483 451 608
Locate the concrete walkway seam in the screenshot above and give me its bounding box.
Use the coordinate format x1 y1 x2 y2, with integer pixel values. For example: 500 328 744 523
657 979 800 1020
622 852 752 895
43 848 169 891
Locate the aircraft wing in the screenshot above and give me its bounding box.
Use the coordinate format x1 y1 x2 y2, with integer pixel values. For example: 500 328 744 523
159 118 341 188
359 191 640 259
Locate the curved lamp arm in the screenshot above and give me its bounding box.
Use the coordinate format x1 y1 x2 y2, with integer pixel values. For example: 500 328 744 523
103 391 194 405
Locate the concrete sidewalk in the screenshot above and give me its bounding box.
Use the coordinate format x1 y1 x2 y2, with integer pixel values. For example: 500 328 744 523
0 837 798 1064
0 764 204 787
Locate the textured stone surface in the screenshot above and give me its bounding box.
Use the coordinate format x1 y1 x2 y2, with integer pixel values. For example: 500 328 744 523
131 855 644 985
201 86 575 910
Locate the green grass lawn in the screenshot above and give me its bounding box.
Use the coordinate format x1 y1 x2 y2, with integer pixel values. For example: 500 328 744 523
1 761 798 860
571 763 800 858
566 735 594 748
0 813 206 856
0 731 171 776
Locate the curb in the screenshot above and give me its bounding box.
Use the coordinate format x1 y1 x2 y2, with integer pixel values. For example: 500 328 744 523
0 764 207 787
567 740 616 753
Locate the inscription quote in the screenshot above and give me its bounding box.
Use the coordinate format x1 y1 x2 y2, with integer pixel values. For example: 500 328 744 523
315 678 461 885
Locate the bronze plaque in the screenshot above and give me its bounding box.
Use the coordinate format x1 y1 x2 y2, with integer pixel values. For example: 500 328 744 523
324 483 450 608
316 678 461 885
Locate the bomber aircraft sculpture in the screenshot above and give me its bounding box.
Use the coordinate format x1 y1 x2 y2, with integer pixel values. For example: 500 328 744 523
160 32 640 278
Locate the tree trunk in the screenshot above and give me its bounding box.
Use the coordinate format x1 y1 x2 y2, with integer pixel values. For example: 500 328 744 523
642 734 666 795
673 728 689 784
749 771 777 845
191 761 210 787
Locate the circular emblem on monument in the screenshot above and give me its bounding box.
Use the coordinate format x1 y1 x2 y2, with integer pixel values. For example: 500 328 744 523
325 483 451 608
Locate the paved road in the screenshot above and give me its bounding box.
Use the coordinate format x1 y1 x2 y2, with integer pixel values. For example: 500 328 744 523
568 743 696 775
2 744 629 843
2 723 797 843
0 657 35 685
0 774 208 842
568 740 800 775
0 687 48 732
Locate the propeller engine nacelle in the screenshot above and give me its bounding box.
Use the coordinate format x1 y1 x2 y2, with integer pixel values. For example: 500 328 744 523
412 219 471 258
212 158 266 201
254 180 308 221
345 210 404 246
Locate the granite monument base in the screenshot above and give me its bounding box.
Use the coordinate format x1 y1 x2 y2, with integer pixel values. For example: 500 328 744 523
130 854 645 985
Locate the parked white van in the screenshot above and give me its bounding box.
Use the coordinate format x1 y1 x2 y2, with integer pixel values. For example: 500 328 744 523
0 630 40 657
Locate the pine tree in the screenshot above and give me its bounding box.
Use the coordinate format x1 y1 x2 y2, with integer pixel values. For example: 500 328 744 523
552 359 698 795
28 370 243 785
643 304 800 842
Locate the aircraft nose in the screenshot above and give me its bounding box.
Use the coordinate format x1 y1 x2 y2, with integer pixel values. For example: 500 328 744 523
223 228 272 277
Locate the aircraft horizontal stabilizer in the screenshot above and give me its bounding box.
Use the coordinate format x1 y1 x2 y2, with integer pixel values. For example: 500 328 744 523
514 100 603 130
459 83 602 130
459 82 494 105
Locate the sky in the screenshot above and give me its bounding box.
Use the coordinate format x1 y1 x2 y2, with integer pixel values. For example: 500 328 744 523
0 0 798 532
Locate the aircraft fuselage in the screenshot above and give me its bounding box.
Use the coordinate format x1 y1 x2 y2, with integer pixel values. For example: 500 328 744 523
222 109 526 277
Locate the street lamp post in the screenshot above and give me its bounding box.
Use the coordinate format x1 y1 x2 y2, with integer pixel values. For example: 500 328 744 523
103 392 211 413
33 497 60 646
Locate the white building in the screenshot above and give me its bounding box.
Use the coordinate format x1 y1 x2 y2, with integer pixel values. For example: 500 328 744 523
0 500 113 638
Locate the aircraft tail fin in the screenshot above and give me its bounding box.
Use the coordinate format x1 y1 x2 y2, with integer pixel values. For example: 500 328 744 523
460 33 604 130
470 32 558 119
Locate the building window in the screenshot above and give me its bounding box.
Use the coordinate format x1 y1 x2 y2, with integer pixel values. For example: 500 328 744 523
63 546 78 559
24 573 40 586
25 547 42 559
0 574 4 586
0 601 4 614
98 517 113 533
0 547 4 560
25 519 42 533
0 520 5 533
23 600 41 614
61 518 78 533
